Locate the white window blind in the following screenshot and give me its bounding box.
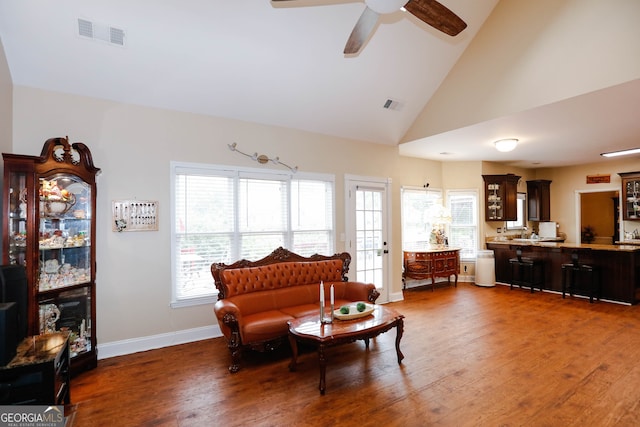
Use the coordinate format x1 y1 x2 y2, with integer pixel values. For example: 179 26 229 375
171 162 335 307
447 190 478 261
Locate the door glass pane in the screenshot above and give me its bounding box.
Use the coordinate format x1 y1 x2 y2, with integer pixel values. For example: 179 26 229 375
355 188 384 288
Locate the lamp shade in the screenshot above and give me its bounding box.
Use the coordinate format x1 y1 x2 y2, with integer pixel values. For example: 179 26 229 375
494 139 518 152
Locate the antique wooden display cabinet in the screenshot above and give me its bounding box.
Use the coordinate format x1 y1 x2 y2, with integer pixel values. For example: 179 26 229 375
2 137 100 373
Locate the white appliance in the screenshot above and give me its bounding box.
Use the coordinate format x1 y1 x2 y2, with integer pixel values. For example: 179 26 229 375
538 222 557 239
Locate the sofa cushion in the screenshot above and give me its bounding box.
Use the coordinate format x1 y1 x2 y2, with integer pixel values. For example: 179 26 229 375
279 304 320 318
226 291 277 317
242 310 293 343
219 259 344 298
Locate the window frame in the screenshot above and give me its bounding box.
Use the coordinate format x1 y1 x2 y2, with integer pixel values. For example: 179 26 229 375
506 192 527 230
400 186 443 251
170 161 336 308
446 189 479 262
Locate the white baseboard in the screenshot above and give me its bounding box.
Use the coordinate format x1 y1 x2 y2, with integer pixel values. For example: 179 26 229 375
97 324 223 360
389 291 405 302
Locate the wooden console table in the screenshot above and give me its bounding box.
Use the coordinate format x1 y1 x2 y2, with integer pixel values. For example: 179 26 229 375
402 247 460 290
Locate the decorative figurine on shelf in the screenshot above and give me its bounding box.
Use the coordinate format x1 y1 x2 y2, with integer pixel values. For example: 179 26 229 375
40 303 60 334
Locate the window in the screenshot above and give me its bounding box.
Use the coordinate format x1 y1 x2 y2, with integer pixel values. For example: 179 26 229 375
401 187 442 250
447 190 479 261
171 162 335 307
506 193 527 230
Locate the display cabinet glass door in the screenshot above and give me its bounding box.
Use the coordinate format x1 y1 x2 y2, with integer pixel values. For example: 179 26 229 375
7 171 29 266
39 287 92 357
38 175 92 291
487 183 503 220
623 178 640 220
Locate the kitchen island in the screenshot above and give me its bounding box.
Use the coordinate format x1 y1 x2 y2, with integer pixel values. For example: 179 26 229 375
486 240 640 304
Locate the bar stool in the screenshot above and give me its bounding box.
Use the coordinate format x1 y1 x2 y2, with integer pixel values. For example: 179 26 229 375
508 246 544 293
561 249 600 303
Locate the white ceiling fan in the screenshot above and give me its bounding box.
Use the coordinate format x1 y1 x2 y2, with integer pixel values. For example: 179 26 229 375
272 0 467 54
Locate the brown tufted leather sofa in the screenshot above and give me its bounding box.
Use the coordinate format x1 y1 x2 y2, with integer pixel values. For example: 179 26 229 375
211 247 379 373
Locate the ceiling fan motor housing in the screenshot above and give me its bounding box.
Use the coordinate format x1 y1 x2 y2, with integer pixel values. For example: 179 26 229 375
365 0 410 14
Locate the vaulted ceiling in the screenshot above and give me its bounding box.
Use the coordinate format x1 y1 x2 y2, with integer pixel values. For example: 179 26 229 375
0 0 638 168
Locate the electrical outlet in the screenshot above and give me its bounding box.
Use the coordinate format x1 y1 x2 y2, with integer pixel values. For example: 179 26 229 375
497 227 502 233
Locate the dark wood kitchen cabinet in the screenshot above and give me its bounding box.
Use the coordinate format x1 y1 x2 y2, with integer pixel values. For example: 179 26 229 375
527 180 551 221
619 171 640 220
482 174 521 221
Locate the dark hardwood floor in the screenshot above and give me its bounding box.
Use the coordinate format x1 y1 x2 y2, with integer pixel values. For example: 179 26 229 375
68 283 640 426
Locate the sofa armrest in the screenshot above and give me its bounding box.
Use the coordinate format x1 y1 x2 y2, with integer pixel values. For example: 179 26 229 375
343 281 380 304
214 299 245 373
214 299 243 338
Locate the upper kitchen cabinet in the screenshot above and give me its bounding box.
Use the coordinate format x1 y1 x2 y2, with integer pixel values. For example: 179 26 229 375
527 180 552 222
619 171 640 220
3 137 101 374
482 174 521 221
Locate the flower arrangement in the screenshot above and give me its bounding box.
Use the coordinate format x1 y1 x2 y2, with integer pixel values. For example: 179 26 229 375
581 225 595 244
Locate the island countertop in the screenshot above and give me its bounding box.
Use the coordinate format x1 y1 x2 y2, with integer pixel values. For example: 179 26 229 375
486 239 640 252
485 241 640 304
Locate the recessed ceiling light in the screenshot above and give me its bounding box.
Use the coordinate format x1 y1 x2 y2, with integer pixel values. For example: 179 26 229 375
601 148 640 157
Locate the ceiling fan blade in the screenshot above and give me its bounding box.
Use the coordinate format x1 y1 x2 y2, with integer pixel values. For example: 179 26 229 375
344 6 379 54
403 0 467 36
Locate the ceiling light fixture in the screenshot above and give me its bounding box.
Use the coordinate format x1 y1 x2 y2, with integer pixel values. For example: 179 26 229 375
494 138 518 153
600 148 640 158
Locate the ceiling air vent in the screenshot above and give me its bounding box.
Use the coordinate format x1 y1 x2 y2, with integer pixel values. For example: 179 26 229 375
383 98 403 111
78 18 126 47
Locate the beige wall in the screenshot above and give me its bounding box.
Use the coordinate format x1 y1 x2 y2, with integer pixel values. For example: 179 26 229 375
10 85 445 345
405 0 640 141
536 161 639 243
0 38 12 262
0 38 11 153
6 88 639 351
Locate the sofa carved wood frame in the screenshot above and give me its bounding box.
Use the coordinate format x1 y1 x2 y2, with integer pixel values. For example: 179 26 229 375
211 247 380 373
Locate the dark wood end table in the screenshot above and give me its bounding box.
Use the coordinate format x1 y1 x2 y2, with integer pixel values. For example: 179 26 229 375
287 305 404 395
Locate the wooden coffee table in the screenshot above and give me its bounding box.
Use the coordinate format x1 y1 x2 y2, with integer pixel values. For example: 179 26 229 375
287 304 404 395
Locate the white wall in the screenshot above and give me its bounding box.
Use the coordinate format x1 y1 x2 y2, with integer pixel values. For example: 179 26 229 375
10 85 444 354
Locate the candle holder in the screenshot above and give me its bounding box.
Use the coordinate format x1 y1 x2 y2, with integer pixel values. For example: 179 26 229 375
320 301 333 324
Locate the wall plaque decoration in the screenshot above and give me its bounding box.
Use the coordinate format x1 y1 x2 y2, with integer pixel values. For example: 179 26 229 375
586 174 610 184
112 200 158 232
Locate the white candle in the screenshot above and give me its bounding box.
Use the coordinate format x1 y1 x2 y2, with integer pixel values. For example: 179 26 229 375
320 281 324 303
330 284 334 305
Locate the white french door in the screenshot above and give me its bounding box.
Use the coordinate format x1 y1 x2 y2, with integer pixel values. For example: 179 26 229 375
345 175 391 303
